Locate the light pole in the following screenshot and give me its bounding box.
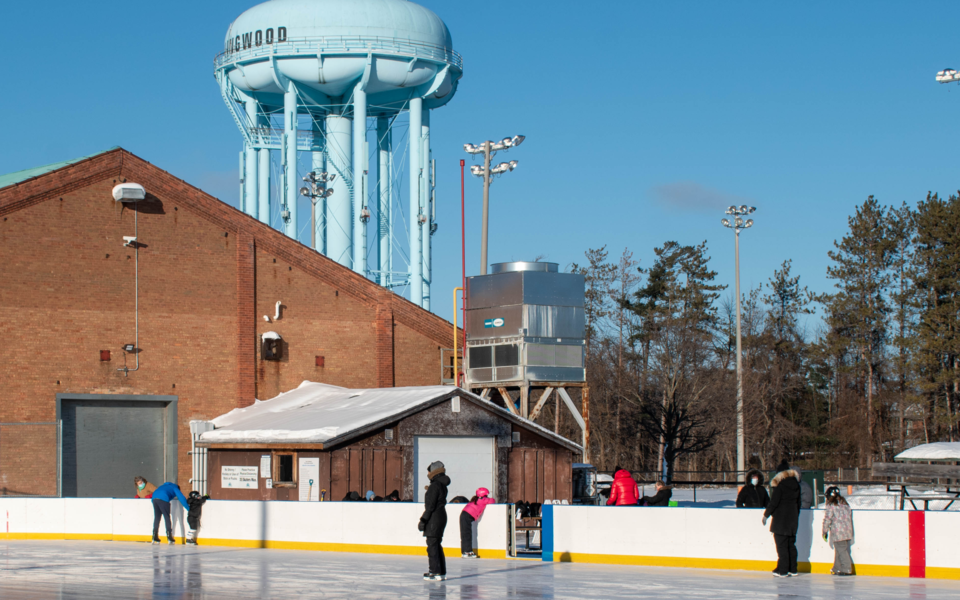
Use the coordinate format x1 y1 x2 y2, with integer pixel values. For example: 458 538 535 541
300 172 336 251
721 205 755 481
463 135 524 274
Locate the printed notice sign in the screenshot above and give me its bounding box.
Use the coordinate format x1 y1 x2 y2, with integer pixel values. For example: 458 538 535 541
484 317 505 328
298 457 320 501
221 466 258 489
260 455 271 477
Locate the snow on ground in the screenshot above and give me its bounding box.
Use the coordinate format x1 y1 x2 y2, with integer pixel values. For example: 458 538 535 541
846 485 960 511
0 540 954 599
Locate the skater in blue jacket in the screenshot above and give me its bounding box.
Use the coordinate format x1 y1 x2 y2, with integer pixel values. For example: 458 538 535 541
151 482 189 545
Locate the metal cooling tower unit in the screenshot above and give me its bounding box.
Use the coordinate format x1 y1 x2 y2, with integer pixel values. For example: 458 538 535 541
214 0 462 309
464 262 585 388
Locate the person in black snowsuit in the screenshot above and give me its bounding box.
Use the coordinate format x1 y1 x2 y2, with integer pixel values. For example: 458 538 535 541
185 491 209 545
736 469 770 509
640 481 673 506
418 460 450 581
763 460 802 577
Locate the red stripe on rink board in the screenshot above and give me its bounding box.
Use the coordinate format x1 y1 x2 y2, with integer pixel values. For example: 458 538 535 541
908 510 925 578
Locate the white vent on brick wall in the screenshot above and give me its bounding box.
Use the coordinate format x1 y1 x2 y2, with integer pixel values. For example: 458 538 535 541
385 428 394 441
452 396 461 413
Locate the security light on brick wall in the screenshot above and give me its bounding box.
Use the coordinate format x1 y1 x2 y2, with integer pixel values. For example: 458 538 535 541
112 183 145 202
122 344 136 352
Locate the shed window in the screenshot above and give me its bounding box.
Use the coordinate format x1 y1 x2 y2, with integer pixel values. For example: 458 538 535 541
273 453 296 485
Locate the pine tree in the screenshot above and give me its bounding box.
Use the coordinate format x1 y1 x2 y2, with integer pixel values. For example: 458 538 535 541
912 193 960 441
823 196 893 464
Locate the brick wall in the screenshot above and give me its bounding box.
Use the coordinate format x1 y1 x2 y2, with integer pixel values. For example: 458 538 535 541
0 148 457 495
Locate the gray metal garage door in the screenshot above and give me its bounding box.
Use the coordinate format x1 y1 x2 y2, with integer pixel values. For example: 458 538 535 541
61 400 166 498
414 436 495 503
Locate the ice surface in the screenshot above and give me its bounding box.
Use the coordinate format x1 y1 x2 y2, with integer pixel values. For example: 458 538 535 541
0 540 953 599
895 442 960 461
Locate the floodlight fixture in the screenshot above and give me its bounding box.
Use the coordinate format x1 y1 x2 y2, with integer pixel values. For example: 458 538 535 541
721 218 731 227
300 187 311 197
937 68 960 83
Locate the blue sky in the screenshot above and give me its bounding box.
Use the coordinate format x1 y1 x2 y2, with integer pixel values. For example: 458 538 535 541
3 1 959 326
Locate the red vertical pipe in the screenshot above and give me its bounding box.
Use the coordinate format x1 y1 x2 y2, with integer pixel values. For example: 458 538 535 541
460 159 466 387
908 510 926 578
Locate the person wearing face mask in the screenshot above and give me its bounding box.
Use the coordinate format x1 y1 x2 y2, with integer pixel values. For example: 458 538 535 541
134 476 156 499
736 469 769 508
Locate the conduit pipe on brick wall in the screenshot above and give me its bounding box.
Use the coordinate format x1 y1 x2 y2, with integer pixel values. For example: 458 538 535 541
113 184 144 376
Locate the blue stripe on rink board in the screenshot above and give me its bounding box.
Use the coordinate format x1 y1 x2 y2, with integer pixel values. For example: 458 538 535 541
541 504 553 561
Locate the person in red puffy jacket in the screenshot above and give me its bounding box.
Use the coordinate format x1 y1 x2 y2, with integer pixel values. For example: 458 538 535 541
606 469 639 505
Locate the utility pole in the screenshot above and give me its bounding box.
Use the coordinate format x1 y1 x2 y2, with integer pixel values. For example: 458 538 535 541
463 136 524 275
721 205 755 481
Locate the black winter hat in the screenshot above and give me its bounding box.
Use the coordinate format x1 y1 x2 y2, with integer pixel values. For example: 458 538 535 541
775 459 791 474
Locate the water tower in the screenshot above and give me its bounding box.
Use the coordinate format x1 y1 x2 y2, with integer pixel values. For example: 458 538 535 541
214 0 462 308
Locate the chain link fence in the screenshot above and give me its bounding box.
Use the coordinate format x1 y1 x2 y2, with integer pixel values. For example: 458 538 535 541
0 423 60 497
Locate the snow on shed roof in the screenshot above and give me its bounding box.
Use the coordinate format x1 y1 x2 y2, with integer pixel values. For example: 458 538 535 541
200 381 581 451
895 442 960 462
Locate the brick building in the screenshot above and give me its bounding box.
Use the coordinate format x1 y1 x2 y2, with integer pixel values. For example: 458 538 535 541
0 148 455 498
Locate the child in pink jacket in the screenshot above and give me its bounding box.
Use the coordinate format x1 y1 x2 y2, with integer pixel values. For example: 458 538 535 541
460 487 495 558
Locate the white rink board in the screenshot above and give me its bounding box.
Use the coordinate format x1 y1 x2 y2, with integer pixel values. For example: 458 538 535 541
548 505 957 577
0 498 507 557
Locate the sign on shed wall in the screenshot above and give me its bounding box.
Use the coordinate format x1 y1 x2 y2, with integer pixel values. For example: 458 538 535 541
222 466 258 489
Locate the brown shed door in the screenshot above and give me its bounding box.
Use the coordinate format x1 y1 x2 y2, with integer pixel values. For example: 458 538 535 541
330 447 402 500
508 448 573 503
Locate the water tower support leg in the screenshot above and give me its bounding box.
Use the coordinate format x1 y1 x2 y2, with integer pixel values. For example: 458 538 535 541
312 119 326 253
377 117 392 287
283 81 299 240
244 101 259 220
325 110 353 267
409 97 423 306
352 84 367 275
258 149 270 226
421 108 431 310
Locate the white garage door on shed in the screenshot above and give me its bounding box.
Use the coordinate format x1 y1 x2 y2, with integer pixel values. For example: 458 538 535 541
414 436 495 503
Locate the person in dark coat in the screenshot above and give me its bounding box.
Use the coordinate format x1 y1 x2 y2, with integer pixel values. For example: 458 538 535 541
736 469 770 509
763 460 802 576
418 460 450 581
640 481 673 506
185 491 209 545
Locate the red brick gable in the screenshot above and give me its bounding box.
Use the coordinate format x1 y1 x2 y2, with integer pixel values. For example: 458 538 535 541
0 147 457 350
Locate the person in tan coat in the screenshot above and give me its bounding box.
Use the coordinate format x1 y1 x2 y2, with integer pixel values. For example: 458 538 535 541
134 476 156 499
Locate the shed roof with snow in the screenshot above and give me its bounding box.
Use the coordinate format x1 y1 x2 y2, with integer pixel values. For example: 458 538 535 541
895 442 960 462
199 382 581 452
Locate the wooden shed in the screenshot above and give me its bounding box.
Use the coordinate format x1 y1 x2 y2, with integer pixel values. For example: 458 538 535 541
197 383 580 503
